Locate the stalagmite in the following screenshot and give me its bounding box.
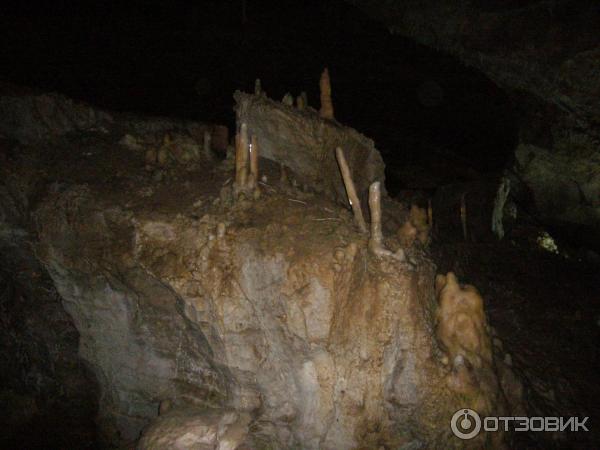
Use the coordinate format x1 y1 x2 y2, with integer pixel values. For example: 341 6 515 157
435 272 492 368
369 182 384 250
296 94 305 110
300 91 308 108
248 134 259 189
234 123 251 194
319 68 334 120
233 124 259 195
335 147 367 233
368 181 405 260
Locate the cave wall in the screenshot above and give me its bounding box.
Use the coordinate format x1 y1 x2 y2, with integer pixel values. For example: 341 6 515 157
348 0 600 250
234 91 386 205
0 88 525 448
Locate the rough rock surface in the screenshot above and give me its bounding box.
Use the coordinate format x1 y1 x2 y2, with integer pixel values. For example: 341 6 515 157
235 91 386 205
1 90 521 448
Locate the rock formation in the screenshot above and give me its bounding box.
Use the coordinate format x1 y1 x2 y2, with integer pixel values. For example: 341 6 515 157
0 87 523 448
234 90 385 206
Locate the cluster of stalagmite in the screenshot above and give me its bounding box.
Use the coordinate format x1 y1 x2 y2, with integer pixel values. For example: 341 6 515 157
246 69 434 258
234 122 260 195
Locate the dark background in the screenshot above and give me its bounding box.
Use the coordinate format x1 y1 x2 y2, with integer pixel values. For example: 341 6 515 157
0 0 518 192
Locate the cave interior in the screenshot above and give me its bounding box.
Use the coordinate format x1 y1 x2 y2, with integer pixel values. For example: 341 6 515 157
0 0 599 449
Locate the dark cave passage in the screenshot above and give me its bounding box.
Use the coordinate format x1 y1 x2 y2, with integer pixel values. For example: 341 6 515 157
1 0 518 195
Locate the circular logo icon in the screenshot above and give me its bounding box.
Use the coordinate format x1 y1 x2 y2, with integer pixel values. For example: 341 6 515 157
451 409 482 440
